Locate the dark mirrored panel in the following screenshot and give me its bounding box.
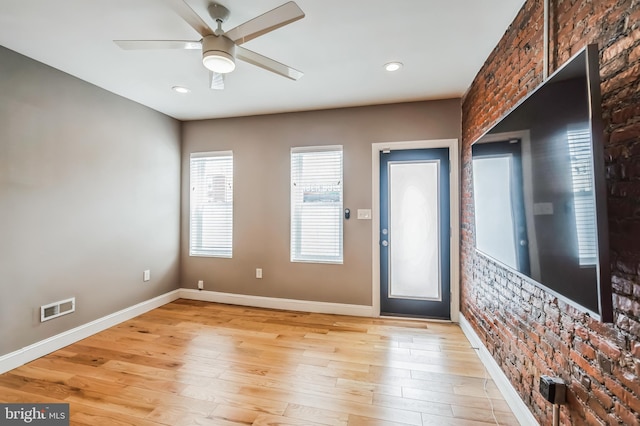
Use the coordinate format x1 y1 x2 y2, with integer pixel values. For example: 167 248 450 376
471 45 612 321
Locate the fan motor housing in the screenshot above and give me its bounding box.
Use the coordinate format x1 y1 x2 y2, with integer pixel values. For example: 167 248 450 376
202 35 235 59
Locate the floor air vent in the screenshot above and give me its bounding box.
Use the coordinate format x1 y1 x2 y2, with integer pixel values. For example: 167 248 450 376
41 297 75 322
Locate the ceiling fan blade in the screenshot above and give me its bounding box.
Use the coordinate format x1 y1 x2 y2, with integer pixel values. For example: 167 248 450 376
225 1 304 45
163 0 214 36
237 46 303 80
114 40 202 50
210 71 225 90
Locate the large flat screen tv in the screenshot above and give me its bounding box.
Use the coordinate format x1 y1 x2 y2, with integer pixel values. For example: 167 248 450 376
471 44 612 322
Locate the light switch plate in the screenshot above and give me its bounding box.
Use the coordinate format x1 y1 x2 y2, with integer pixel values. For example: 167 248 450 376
357 209 372 220
143 270 150 282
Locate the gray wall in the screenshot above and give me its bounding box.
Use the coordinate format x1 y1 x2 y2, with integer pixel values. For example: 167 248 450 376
181 101 461 306
0 46 182 356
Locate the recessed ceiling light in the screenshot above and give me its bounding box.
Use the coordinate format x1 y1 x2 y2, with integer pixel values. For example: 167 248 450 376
384 62 403 72
172 86 191 94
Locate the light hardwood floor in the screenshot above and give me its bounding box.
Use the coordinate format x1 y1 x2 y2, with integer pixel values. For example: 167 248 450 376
0 300 519 425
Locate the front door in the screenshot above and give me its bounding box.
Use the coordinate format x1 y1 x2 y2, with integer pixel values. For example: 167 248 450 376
380 148 450 319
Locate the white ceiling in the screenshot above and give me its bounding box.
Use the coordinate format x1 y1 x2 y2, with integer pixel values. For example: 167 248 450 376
0 0 525 121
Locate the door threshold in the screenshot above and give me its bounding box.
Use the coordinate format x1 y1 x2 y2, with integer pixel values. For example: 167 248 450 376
379 313 452 323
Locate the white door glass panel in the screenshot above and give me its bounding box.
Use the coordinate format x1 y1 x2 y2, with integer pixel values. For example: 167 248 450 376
472 156 518 269
388 161 440 300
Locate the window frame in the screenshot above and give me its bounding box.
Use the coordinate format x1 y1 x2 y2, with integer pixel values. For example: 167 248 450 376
189 150 234 258
290 145 344 264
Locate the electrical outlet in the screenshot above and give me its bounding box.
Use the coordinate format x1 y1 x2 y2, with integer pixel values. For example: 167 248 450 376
256 268 262 279
197 280 204 290
143 270 151 282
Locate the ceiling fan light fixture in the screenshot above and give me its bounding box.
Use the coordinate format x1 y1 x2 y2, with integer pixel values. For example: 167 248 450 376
202 35 236 74
202 51 236 73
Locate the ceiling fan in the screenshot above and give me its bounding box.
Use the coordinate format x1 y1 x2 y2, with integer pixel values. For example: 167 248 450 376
114 1 305 90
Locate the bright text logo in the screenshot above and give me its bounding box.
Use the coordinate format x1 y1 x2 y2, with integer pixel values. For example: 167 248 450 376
1 404 69 425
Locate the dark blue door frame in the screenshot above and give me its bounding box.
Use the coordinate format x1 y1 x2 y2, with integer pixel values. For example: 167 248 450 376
379 148 451 319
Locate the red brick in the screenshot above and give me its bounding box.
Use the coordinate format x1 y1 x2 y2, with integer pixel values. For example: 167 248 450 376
630 43 640 63
585 408 607 426
610 123 640 144
570 349 605 384
604 376 632 409
613 366 640 399
567 389 588 422
602 63 640 93
587 319 626 348
631 7 640 29
600 55 627 80
571 378 591 403
627 319 640 336
461 1 640 424
597 339 623 362
575 325 590 340
575 340 597 360
614 401 640 426
602 34 635 63
611 276 635 296
591 384 615 410
588 396 610 423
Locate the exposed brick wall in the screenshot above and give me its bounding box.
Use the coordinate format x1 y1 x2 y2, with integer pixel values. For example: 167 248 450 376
461 0 640 424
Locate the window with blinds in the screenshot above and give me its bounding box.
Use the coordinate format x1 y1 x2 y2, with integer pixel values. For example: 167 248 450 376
291 146 343 264
567 127 597 266
190 151 233 258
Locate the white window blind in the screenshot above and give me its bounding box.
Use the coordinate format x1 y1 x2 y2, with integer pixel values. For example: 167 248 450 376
190 151 233 257
567 127 597 266
291 146 343 264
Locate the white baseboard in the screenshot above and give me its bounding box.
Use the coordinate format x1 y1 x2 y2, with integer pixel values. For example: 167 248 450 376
0 289 181 374
179 288 374 317
459 314 539 426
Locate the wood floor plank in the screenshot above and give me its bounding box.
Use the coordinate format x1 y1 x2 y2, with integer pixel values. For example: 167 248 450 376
401 386 513 413
64 389 156 418
420 412 501 426
209 404 261 425
451 404 519 425
0 300 518 426
180 383 289 416
218 371 374 405
283 403 349 426
335 378 404 397
347 414 415 426
373 393 454 418
70 403 164 426
253 413 327 426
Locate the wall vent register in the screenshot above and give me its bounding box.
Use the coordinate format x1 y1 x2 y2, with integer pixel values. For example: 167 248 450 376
41 297 75 322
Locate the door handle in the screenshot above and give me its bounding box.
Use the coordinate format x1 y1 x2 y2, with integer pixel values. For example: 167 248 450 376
381 240 388 247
